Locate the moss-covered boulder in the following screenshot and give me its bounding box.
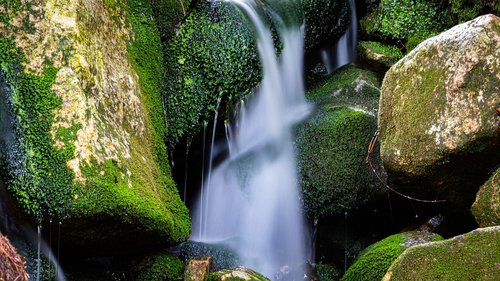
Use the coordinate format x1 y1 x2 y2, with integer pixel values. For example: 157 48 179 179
378 15 500 215
165 0 351 144
357 41 403 69
471 169 500 227
341 231 443 281
207 266 270 281
383 226 500 280
296 66 383 218
137 253 185 281
0 0 190 254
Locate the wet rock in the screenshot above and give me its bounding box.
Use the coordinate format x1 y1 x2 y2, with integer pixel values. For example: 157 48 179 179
471 169 500 227
180 241 239 271
208 266 270 281
0 0 190 255
378 14 500 217
383 226 500 280
184 256 213 281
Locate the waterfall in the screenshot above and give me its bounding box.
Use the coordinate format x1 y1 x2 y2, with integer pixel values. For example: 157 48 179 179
322 0 358 73
191 0 310 278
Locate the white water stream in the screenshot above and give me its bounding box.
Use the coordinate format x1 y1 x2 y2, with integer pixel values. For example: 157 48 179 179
191 0 310 278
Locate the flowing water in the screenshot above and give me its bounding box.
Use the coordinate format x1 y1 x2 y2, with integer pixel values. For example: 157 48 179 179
191 0 310 278
321 0 357 72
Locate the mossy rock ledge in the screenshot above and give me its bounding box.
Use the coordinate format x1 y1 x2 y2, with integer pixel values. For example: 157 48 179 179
207 266 270 281
0 0 190 255
383 226 500 280
378 14 500 215
296 65 383 218
471 168 500 227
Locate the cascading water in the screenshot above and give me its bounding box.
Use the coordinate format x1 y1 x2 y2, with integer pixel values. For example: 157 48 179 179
191 0 310 278
321 0 357 72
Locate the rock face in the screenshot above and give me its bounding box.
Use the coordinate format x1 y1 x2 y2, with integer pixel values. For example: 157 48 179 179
297 66 383 218
208 266 270 281
341 231 443 281
0 0 190 255
184 256 213 281
471 169 500 227
0 233 28 281
378 15 500 214
383 226 500 280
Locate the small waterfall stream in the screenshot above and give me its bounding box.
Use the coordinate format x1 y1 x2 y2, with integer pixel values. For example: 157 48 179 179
321 0 358 72
191 0 310 278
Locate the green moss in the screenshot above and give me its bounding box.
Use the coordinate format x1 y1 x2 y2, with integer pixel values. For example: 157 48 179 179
385 227 500 280
1 0 190 243
0 38 76 220
315 262 341 281
341 231 443 281
360 0 451 42
357 41 403 67
137 253 185 281
471 169 499 227
165 1 261 145
297 66 382 218
342 233 406 281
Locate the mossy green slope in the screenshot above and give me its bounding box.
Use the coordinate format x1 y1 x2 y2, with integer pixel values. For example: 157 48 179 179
0 0 190 252
383 226 500 281
297 66 383 218
342 231 443 281
471 169 500 227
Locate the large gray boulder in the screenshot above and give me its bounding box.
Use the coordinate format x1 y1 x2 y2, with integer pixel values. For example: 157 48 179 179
378 15 500 214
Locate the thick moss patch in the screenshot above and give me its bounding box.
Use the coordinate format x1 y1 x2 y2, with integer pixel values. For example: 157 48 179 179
0 0 190 251
342 231 443 281
137 253 185 281
297 66 382 218
357 41 403 68
164 1 260 145
384 226 500 280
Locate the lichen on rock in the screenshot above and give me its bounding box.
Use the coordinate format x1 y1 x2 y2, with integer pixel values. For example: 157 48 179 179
0 0 190 254
378 14 500 213
471 169 500 227
383 226 500 280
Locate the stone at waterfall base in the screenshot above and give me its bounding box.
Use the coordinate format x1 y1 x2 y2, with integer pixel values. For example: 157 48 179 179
383 226 500 280
208 267 270 281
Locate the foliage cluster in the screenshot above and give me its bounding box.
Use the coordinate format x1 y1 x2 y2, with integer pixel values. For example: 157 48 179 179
137 253 185 281
164 1 261 145
361 0 450 43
